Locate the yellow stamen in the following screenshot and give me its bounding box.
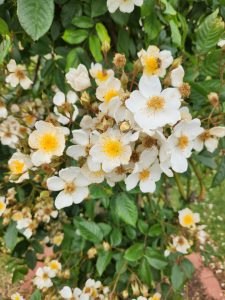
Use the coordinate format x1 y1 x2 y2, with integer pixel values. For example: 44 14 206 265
64 182 76 194
9 160 25 174
139 169 150 181
50 261 59 270
177 135 189 150
183 214 194 226
103 139 123 158
39 133 59 153
147 96 165 111
0 201 5 212
104 89 119 103
144 56 160 75
15 69 26 80
96 70 109 82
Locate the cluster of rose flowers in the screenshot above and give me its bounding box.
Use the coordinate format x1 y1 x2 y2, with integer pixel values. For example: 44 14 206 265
1 45 224 212
0 43 224 299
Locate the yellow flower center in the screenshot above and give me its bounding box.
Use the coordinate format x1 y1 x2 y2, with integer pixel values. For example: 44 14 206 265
147 96 165 111
42 273 49 280
13 296 21 300
50 261 59 270
9 160 25 174
144 56 160 75
152 296 160 300
183 214 194 226
0 201 5 212
139 169 150 181
39 133 59 153
96 70 109 82
103 139 123 158
104 89 119 103
15 69 26 80
177 237 186 246
199 130 211 141
93 170 104 177
64 182 76 194
177 135 189 150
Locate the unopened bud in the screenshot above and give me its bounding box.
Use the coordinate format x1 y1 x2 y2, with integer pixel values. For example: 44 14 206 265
179 83 191 98
122 290 129 299
119 121 131 133
102 41 110 53
208 92 220 109
131 281 140 296
80 91 90 106
87 247 97 259
171 56 182 69
113 53 126 68
103 241 111 251
140 284 149 297
63 269 70 279
133 59 143 73
120 72 129 89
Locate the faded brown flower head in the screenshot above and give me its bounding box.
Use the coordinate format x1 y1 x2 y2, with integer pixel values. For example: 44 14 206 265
113 53 126 68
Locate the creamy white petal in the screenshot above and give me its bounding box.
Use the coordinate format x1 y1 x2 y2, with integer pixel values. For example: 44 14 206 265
209 126 225 138
72 187 89 204
140 178 156 193
47 176 65 191
125 91 146 113
20 77 32 89
171 151 188 173
171 66 184 87
53 91 66 106
59 167 80 182
60 286 73 299
55 191 74 209
66 145 86 159
125 173 139 191
139 75 161 98
72 129 89 146
205 137 218 152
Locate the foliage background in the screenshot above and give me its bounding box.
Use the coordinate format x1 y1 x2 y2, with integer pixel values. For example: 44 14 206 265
0 0 224 299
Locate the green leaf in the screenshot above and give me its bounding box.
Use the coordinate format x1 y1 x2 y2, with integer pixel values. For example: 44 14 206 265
110 228 122 246
89 34 103 62
181 259 195 279
169 19 181 47
76 220 103 244
138 258 152 286
124 243 144 262
212 156 225 187
115 193 138 227
195 154 217 169
0 17 9 35
117 28 130 56
72 16 94 29
17 0 54 41
171 264 185 290
62 29 88 45
138 220 149 235
4 222 18 251
96 251 112 276
145 248 168 270
196 9 224 54
0 35 11 65
161 0 176 15
91 0 107 18
12 266 28 283
110 11 130 26
148 224 163 237
30 289 42 300
25 250 37 269
66 47 87 70
96 23 111 44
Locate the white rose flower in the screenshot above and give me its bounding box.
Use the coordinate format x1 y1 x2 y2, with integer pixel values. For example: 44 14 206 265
66 64 91 92
138 45 173 77
194 126 225 153
16 218 33 239
5 59 32 89
126 75 181 131
53 90 79 125
8 152 33 183
107 0 143 13
89 63 114 85
47 167 90 209
167 119 204 173
90 128 137 172
178 208 200 228
11 293 25 300
172 236 191 254
149 292 161 300
28 121 67 166
125 147 161 193
33 266 54 289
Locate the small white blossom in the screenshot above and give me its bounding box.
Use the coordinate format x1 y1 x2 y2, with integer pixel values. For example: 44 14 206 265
5 59 32 89
66 64 91 92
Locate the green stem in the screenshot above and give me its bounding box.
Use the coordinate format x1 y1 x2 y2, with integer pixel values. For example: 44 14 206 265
173 172 186 199
189 158 206 201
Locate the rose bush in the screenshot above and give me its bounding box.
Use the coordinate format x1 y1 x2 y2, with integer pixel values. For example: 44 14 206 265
0 0 224 299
